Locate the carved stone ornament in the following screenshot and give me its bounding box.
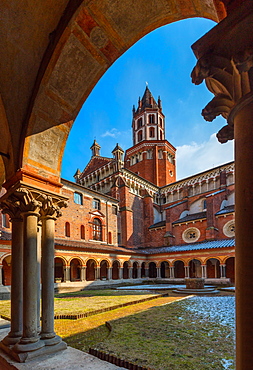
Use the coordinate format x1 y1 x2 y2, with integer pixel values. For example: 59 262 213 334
191 2 253 143
0 186 68 221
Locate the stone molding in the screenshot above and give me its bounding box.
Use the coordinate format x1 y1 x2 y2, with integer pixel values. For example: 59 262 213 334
0 186 68 222
191 2 253 143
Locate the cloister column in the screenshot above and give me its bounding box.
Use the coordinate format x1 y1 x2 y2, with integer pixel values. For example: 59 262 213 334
63 266 70 282
108 267 112 280
0 266 2 286
94 266 98 280
80 266 86 281
145 267 149 278
191 3 253 368
137 266 141 279
184 266 189 279
0 197 24 347
40 196 67 350
169 266 175 278
157 267 161 278
201 265 207 279
129 267 133 279
220 264 226 278
13 198 44 359
119 266 123 279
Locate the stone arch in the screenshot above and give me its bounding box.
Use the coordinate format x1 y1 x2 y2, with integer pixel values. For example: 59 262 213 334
173 260 185 278
189 259 202 278
54 257 66 282
123 261 129 279
100 259 109 280
149 262 157 278
112 260 120 280
70 258 82 282
206 258 221 278
86 259 97 281
2 255 11 286
132 261 139 279
161 261 170 278
7 2 219 189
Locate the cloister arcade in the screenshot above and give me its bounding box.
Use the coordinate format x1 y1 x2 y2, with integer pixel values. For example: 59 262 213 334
50 256 235 283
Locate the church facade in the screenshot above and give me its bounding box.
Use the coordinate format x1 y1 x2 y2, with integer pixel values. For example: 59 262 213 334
0 87 235 289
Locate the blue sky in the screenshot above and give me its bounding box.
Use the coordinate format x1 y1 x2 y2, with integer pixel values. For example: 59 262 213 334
62 18 234 182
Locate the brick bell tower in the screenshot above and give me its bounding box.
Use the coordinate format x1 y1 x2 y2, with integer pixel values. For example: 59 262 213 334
124 86 176 186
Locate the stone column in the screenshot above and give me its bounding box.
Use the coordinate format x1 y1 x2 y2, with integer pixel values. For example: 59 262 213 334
137 267 141 279
63 266 70 282
169 266 174 278
108 267 112 280
0 266 2 286
1 210 23 346
94 267 98 280
37 221 42 333
220 264 226 278
40 197 65 348
157 267 161 278
184 266 189 279
191 5 253 367
80 266 86 281
14 209 44 356
201 265 207 279
129 267 133 279
145 267 149 278
119 267 123 279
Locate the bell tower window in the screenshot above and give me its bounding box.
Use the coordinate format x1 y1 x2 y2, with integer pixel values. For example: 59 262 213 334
149 114 155 123
149 127 155 138
138 130 143 142
137 118 142 129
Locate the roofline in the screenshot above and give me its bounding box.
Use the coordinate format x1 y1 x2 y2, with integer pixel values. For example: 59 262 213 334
61 178 119 203
160 161 234 190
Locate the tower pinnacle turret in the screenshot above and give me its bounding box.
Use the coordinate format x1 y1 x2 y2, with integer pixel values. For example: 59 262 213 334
132 86 165 145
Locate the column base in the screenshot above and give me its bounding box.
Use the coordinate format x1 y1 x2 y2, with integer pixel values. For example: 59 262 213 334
1 331 22 346
0 339 67 363
40 333 62 346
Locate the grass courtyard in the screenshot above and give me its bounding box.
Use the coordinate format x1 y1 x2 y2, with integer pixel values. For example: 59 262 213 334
0 289 235 369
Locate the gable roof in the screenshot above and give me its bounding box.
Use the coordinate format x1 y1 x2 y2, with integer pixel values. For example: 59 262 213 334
80 156 112 178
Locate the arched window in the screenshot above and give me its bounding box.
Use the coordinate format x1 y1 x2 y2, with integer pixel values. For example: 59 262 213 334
137 118 142 129
160 130 163 140
137 130 143 142
159 117 163 126
149 114 155 123
92 218 102 241
108 232 112 244
81 225 85 239
149 127 155 138
65 222 70 237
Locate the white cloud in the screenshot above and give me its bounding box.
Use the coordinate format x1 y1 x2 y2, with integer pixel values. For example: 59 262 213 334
101 128 119 138
176 133 234 180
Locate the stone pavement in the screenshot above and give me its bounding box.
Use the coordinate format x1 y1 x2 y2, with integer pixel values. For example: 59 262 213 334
0 328 121 370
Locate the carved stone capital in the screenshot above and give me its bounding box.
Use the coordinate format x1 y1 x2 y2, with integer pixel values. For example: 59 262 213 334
0 186 68 221
191 1 253 143
40 196 67 219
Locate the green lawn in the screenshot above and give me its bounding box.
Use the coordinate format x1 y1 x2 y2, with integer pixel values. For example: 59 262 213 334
0 289 158 318
64 295 235 370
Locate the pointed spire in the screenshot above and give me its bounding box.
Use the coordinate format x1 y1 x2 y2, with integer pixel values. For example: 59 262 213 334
74 168 81 182
112 143 124 154
134 85 159 113
90 140 101 157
